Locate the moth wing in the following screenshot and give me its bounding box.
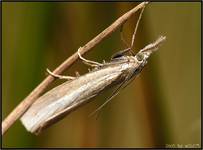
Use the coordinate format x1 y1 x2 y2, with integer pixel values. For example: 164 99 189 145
34 93 97 134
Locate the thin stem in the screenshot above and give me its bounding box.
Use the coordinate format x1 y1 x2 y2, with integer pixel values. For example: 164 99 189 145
2 2 149 135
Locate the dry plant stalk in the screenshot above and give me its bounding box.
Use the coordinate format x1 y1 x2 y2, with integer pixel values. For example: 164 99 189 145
2 2 149 135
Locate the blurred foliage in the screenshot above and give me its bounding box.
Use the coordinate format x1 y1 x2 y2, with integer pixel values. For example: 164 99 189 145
2 2 201 148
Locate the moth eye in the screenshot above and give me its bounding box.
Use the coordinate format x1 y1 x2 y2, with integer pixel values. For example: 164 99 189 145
136 53 144 61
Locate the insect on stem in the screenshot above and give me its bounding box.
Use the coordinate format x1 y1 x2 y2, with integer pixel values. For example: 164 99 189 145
20 2 166 134
2 2 150 136
4 2 167 135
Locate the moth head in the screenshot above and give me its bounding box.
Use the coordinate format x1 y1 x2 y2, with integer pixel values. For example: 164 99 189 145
136 36 166 65
135 52 148 66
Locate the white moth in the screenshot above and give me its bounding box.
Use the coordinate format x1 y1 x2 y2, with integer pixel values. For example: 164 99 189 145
20 36 166 134
20 5 166 134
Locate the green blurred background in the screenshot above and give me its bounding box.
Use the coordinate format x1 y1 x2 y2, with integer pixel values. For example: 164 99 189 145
2 2 201 148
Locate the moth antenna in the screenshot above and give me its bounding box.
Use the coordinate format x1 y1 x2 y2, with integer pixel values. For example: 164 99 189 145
88 83 123 118
89 73 137 118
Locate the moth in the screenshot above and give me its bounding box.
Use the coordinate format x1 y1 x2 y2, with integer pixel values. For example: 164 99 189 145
20 4 166 134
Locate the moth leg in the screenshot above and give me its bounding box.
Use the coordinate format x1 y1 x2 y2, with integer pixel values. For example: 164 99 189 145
77 47 103 67
111 48 131 59
75 71 80 77
46 68 76 80
120 22 135 56
113 3 146 60
130 4 146 50
111 21 135 60
120 24 130 48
